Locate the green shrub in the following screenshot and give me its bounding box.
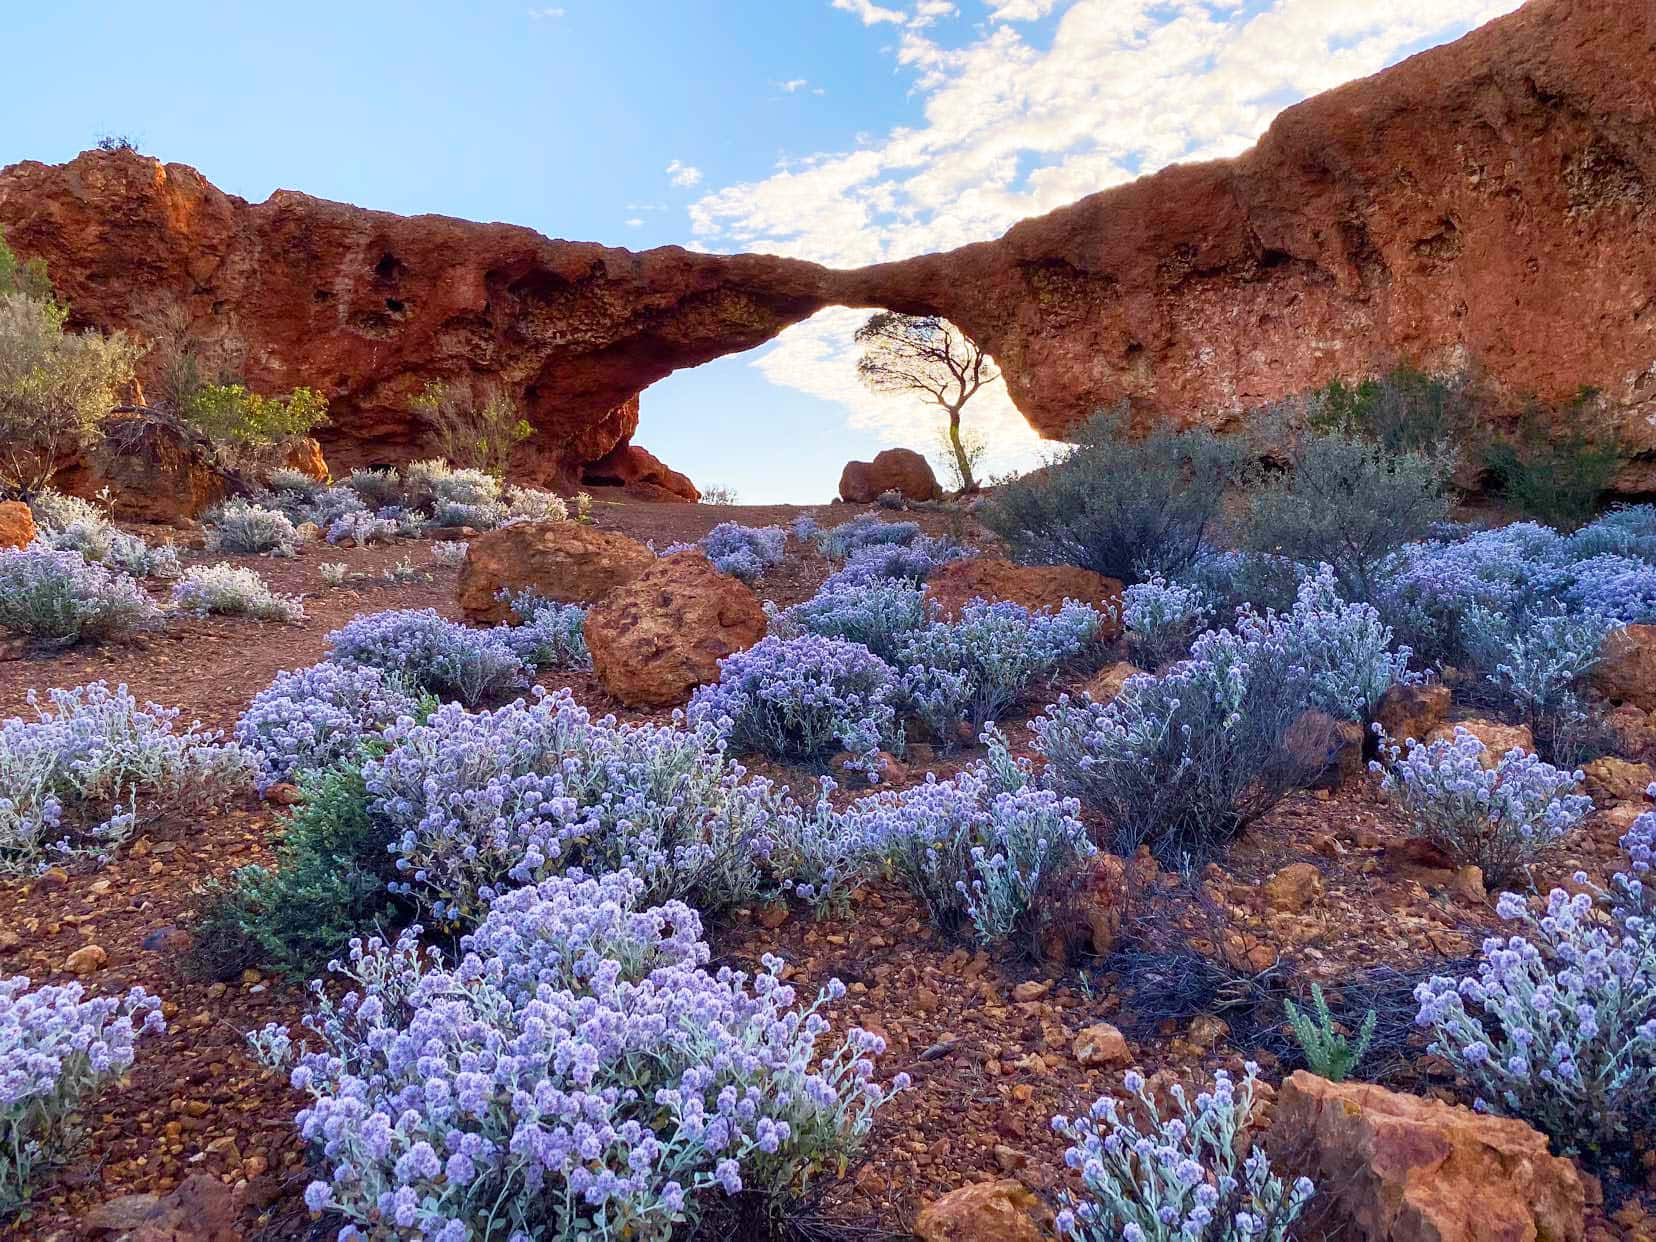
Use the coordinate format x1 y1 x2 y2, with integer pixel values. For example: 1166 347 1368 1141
0 294 143 495
0 227 53 304
1286 983 1376 1082
178 383 329 467
980 410 1245 583
1306 365 1473 455
1484 399 1620 530
411 381 532 478
188 761 398 979
1240 430 1452 602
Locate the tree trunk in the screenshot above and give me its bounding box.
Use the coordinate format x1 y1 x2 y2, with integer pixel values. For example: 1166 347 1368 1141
948 406 977 493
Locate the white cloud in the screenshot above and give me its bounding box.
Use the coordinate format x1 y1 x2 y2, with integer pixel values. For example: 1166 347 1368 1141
693 0 1522 466
779 78 811 93
665 160 703 188
911 1 959 27
526 6 565 17
624 217 644 228
832 0 906 24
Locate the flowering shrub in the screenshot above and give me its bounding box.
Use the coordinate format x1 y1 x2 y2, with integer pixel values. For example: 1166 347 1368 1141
1265 565 1413 721
0 682 253 873
24 488 104 533
1566 506 1656 563
366 689 768 924
503 484 568 524
432 498 508 530
171 563 306 623
235 663 422 792
203 499 298 555
699 521 787 583
765 579 934 663
1037 608 1325 863
490 594 589 670
254 870 904 1240
343 467 405 510
1562 554 1656 623
263 466 326 497
859 734 1094 944
324 509 398 547
689 635 902 777
790 513 821 542
1372 728 1591 885
34 518 180 580
1 977 165 1215
0 548 160 642
1415 816 1656 1156
815 514 919 560
429 540 468 568
820 534 968 591
898 599 1102 745
1123 576 1211 667
1460 606 1619 721
318 562 348 588
325 609 527 706
754 779 877 916
1051 1065 1314 1241
294 485 368 530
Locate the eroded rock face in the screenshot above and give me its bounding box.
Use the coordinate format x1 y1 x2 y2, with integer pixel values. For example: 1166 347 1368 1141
1270 1071 1585 1242
0 501 36 550
839 448 941 503
581 436 700 502
456 521 655 622
51 413 237 525
2 1 1651 483
584 550 767 708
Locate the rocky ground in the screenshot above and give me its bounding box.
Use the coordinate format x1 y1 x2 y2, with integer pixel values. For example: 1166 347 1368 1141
4 496 1656 1242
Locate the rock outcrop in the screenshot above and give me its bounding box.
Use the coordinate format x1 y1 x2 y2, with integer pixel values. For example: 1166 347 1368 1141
839 448 941 503
913 1179 1054 1242
2 0 1652 485
584 550 766 708
580 433 700 502
1270 1071 1585 1242
926 557 1123 632
455 521 655 623
0 501 36 550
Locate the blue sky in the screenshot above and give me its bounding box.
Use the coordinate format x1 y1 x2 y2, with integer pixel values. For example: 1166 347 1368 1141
2 0 1518 502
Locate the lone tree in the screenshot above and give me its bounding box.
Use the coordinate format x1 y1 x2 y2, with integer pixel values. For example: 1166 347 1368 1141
854 312 999 493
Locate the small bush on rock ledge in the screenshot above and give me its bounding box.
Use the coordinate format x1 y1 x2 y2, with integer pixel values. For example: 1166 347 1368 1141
252 870 906 1240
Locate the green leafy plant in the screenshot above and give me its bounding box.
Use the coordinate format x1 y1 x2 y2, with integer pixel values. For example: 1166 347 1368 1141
410 381 532 478
1484 397 1620 530
178 382 329 468
1285 983 1376 1082
0 227 54 304
1306 365 1473 456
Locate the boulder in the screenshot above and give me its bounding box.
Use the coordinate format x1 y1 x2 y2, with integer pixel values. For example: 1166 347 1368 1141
1603 703 1656 759
1072 1022 1132 1068
581 439 700 502
1285 710 1366 788
1270 1071 1585 1242
584 551 766 708
914 1179 1054 1242
457 521 654 623
1424 719 1534 766
81 1173 242 1241
1084 661 1143 706
927 557 1124 633
0 500 36 549
839 448 942 503
280 435 330 481
1593 624 1656 712
1374 683 1452 745
53 412 236 524
1580 756 1655 806
1262 862 1324 914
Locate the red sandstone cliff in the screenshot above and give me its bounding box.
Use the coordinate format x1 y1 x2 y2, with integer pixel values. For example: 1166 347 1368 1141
1 0 1651 488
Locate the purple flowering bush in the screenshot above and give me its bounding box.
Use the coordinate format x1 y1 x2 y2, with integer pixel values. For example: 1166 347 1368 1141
819 535 968 592
814 514 920 560
34 517 181 580
1414 815 1656 1156
855 733 1094 945
1264 565 1414 722
367 689 769 925
0 682 254 874
325 609 527 706
1561 554 1656 623
1122 576 1212 668
171 563 306 623
700 521 787 583
1 977 165 1215
324 510 398 547
254 870 905 1239
1035 618 1319 864
1460 606 1620 722
489 593 590 670
1051 1065 1314 1242
688 635 903 778
0 547 161 643
235 663 423 792
897 599 1103 746
1372 727 1591 885
765 579 934 663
